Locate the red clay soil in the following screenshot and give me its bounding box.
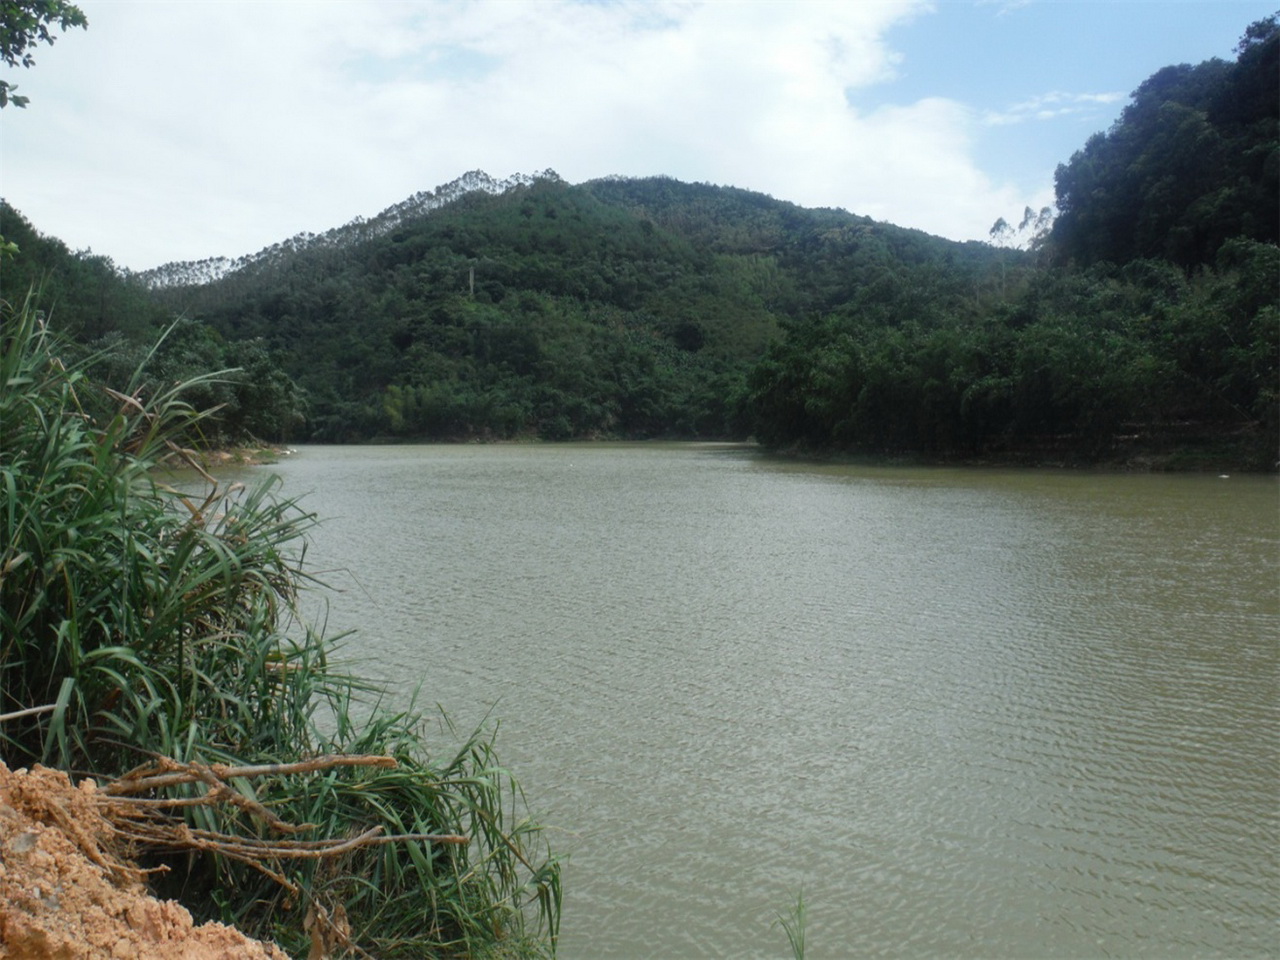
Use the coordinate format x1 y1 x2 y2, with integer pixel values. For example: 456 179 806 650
0 762 289 960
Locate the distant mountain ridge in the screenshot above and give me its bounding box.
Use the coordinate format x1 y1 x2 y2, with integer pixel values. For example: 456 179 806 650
138 169 562 288
130 170 1006 443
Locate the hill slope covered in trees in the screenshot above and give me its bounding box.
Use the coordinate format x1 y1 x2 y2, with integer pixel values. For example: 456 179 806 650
747 13 1277 468
137 173 1005 443
3 13 1275 467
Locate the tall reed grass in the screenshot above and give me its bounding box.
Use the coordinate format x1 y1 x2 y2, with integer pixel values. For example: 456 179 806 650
0 298 560 957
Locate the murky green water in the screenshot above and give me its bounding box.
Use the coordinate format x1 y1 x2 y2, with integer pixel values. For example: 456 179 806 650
256 443 1277 958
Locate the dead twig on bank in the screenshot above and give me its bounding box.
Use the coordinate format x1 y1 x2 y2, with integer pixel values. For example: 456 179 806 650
93 753 469 897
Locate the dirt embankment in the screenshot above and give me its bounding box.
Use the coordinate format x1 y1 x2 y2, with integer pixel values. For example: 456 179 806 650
0 762 288 960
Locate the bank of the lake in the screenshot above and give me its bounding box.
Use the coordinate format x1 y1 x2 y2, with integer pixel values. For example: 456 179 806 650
254 442 1278 959
1 311 560 959
762 419 1278 475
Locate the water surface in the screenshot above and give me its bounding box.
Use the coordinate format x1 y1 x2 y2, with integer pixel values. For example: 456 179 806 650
260 444 1277 958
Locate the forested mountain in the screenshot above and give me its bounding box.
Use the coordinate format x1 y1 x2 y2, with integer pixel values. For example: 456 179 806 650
142 173 1007 443
0 203 164 342
747 13 1278 467
139 170 557 290
3 13 1275 467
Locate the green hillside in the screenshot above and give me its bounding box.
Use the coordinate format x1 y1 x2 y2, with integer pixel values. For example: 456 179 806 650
746 13 1278 468
2 13 1274 467
139 173 1006 443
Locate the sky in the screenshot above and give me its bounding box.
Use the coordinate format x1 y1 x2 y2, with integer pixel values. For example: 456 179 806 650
1 0 1274 272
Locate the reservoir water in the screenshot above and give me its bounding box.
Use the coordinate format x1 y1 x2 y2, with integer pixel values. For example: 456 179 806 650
254 443 1277 958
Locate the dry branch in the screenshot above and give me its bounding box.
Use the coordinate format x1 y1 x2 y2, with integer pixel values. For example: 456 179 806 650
94 753 468 901
0 703 58 723
106 753 400 795
117 823 468 856
163 437 218 487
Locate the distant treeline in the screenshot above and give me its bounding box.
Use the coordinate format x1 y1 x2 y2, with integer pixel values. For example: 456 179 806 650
1 13 1275 467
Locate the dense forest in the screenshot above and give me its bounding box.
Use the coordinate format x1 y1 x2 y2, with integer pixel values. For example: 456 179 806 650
2 12 1275 467
748 13 1277 466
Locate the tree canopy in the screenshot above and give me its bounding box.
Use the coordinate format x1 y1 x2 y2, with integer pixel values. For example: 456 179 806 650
136 172 1004 444
743 14 1278 467
0 0 87 108
1051 13 1278 268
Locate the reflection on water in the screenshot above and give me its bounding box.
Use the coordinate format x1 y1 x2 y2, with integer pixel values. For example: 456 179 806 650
258 444 1277 959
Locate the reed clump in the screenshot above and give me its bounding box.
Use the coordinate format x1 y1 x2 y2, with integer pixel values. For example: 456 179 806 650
0 298 561 958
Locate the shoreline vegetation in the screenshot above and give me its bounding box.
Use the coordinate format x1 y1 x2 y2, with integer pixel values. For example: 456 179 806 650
0 303 561 958
242 428 1274 474
196 445 295 466
762 420 1276 474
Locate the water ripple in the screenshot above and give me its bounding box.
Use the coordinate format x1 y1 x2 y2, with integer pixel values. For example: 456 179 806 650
267 446 1279 959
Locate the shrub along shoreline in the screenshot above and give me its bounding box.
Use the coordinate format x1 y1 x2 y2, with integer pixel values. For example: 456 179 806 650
0 300 561 958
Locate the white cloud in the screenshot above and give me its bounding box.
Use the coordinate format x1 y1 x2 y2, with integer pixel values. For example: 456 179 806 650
977 0 1034 16
3 0 1055 269
982 90 1127 127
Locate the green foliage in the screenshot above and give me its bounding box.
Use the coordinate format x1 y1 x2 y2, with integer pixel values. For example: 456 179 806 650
141 174 1004 444
0 299 560 957
746 248 1278 465
0 0 87 107
1051 14 1278 268
748 14 1279 468
773 889 807 960
0 202 162 341
0 202 305 444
